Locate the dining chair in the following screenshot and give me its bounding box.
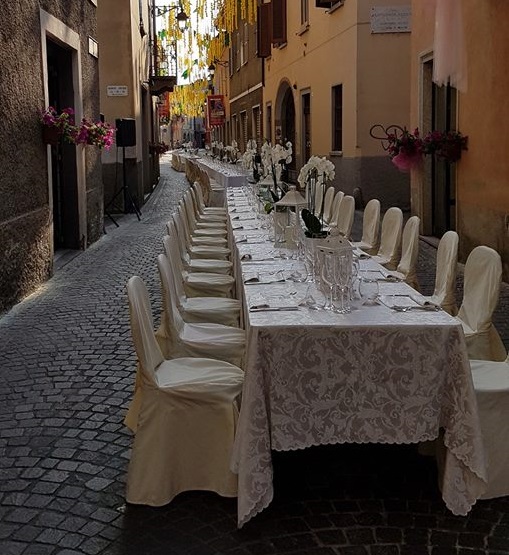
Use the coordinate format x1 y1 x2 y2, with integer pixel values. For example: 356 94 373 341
456 246 506 361
192 182 227 215
328 191 345 227
189 188 227 225
166 219 232 274
421 230 459 315
351 198 381 255
172 213 231 261
335 194 355 239
162 233 235 298
124 275 243 506
322 186 336 224
468 355 509 499
158 250 240 329
154 255 246 363
182 195 227 237
178 202 229 246
386 215 421 291
371 206 403 270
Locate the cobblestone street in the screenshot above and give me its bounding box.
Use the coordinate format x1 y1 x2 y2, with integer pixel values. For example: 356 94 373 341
1 155 508 555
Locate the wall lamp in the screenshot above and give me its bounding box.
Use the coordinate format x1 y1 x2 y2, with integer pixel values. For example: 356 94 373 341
153 3 189 31
208 60 229 76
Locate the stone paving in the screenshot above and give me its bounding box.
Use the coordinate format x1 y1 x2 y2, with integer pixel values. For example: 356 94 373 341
0 155 508 555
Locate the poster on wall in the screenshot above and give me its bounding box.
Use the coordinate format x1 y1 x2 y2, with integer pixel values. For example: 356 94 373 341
207 95 226 126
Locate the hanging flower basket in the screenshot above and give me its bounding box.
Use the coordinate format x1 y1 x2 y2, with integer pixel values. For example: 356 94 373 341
369 124 468 172
41 125 61 146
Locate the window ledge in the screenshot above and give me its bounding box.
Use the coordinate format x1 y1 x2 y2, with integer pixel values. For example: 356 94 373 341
329 150 343 157
275 42 288 50
296 23 309 36
327 1 344 15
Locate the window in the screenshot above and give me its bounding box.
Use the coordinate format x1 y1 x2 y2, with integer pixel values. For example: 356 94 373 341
316 0 342 8
252 105 261 145
241 23 249 65
266 104 272 143
257 3 271 58
272 0 287 46
240 111 248 152
301 0 309 25
332 84 343 152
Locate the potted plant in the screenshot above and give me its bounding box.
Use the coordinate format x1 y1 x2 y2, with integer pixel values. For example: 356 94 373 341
39 106 77 145
74 118 115 149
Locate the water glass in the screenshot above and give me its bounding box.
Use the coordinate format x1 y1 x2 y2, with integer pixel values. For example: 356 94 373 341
359 276 380 306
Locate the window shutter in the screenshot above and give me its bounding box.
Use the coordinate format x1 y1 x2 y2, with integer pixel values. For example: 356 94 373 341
272 0 287 45
316 0 333 7
257 3 271 58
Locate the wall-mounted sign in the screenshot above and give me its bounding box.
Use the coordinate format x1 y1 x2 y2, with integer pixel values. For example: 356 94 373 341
107 85 129 97
370 6 411 34
207 95 226 126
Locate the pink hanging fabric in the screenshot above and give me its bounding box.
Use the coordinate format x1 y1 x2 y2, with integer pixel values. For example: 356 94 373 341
433 0 468 92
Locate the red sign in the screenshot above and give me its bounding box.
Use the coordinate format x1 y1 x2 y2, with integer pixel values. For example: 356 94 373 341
207 95 226 126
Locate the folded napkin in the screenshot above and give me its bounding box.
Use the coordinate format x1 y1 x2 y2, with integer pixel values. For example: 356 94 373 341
244 273 285 284
232 224 243 230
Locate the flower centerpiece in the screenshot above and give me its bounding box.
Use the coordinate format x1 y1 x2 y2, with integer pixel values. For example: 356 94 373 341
225 139 239 164
241 138 257 171
258 139 292 212
297 156 335 238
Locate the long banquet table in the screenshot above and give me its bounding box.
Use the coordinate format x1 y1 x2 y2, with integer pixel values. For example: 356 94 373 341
225 188 488 528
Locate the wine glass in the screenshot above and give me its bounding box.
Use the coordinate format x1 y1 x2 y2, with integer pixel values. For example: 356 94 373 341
359 275 380 306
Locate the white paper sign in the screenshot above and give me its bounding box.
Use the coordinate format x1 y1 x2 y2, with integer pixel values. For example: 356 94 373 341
107 85 129 97
370 6 411 34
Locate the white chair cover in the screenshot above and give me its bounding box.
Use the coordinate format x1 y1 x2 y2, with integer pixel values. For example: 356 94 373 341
173 212 231 260
155 258 245 364
178 203 228 247
328 191 345 227
422 230 459 315
469 356 509 499
371 207 403 270
390 215 420 291
182 196 227 237
192 182 227 214
188 189 227 226
157 251 240 328
335 195 355 239
457 246 506 361
351 198 381 255
166 220 232 274
124 276 243 505
321 186 336 223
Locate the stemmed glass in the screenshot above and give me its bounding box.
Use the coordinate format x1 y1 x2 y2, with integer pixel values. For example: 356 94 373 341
359 274 380 305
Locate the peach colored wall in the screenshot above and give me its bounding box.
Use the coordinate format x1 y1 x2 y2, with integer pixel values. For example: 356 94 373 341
411 0 509 276
263 0 411 164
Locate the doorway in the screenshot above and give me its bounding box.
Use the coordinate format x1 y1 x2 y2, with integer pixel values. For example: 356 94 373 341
302 92 311 165
47 39 79 250
423 59 457 236
275 82 296 181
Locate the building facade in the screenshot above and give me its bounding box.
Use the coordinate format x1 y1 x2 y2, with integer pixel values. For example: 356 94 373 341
260 0 412 208
0 0 103 312
410 0 509 278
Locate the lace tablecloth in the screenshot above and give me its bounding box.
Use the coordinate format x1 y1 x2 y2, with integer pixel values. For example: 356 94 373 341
226 192 487 528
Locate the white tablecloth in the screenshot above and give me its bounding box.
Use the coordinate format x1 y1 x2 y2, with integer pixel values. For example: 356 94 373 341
226 190 487 528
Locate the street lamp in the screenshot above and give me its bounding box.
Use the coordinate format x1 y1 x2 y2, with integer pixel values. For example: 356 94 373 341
153 3 188 31
208 59 229 77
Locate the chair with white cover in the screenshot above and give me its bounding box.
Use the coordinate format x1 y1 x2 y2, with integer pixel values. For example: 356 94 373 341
334 195 355 239
421 230 459 315
162 233 234 298
189 188 227 225
386 215 421 291
371 207 403 270
172 213 231 261
192 182 227 215
468 355 509 499
456 246 506 361
322 186 336 224
182 195 227 237
154 256 246 364
166 219 232 274
124 275 243 506
328 191 345 227
158 250 240 328
162 233 234 299
178 202 228 247
351 198 380 255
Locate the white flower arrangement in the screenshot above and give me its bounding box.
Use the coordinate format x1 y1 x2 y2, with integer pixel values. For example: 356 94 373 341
297 155 335 189
241 139 258 170
260 140 293 181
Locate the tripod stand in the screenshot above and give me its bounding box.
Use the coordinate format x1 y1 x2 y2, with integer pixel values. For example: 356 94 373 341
104 145 141 227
